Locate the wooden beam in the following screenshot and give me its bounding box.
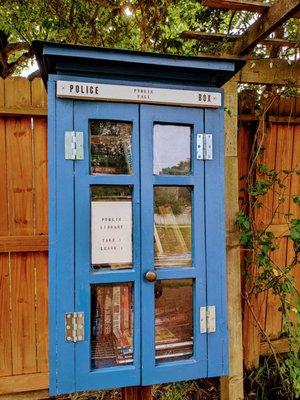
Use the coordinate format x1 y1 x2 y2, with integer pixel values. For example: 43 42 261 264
202 0 270 13
182 31 236 42
221 80 244 400
122 387 152 400
181 31 299 48
260 338 300 356
232 0 300 55
0 373 48 395
0 107 47 117
239 115 300 124
0 391 49 400
238 59 300 86
0 235 48 252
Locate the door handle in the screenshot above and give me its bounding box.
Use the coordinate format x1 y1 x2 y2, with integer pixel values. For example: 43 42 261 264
145 271 157 282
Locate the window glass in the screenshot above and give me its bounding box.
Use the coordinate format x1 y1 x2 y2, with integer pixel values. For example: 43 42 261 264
155 279 193 363
154 186 192 268
153 124 191 175
90 120 132 174
91 186 133 270
91 283 134 369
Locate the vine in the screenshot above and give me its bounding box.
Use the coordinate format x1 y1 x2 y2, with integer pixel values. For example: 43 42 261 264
237 88 300 398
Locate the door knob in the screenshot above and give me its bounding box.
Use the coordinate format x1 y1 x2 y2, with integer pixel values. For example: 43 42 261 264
145 271 157 282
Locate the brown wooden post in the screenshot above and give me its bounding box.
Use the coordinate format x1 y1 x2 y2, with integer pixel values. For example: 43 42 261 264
121 386 152 400
220 78 244 400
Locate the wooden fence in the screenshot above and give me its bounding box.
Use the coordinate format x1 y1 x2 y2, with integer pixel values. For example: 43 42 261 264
0 77 298 396
0 78 48 395
238 94 300 368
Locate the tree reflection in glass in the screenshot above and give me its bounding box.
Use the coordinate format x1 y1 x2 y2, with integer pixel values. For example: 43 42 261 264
153 124 191 175
90 120 132 174
154 186 192 267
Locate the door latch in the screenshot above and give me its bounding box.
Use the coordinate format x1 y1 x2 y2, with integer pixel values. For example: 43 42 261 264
65 312 84 342
197 133 213 160
65 131 84 160
200 306 216 333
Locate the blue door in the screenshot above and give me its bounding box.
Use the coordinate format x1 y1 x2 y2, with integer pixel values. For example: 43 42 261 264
140 105 207 385
74 102 141 392
67 101 224 392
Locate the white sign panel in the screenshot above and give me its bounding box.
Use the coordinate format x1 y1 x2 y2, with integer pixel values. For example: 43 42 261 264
91 201 132 266
57 80 221 108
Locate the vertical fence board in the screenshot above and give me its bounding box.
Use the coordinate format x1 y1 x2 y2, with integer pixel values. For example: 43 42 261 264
31 79 47 109
289 125 300 217
6 118 34 236
33 118 48 235
237 122 253 211
265 238 288 338
4 78 31 110
11 253 37 375
0 119 8 236
255 123 277 227
288 125 300 326
35 252 49 373
279 96 295 116
0 254 12 377
272 123 294 224
286 238 299 326
0 79 4 107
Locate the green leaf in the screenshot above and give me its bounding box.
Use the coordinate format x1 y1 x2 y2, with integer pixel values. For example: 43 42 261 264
292 195 300 205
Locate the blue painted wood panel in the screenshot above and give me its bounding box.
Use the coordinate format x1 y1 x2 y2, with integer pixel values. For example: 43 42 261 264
51 98 227 393
49 86 76 395
73 102 141 391
204 105 228 377
140 105 207 385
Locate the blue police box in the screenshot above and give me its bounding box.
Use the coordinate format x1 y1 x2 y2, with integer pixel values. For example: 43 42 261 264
33 41 244 396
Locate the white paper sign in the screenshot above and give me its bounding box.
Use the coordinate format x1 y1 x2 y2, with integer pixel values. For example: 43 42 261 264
91 201 132 266
57 80 221 108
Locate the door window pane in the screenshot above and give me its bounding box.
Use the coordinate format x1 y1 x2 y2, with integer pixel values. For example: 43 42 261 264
153 124 191 175
154 186 192 267
91 186 133 270
155 279 193 363
90 120 132 174
91 283 133 369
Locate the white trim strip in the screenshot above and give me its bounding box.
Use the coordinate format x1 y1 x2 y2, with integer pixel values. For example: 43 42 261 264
56 81 221 108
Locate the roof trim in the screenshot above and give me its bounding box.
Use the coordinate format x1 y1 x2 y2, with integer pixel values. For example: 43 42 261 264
33 40 245 88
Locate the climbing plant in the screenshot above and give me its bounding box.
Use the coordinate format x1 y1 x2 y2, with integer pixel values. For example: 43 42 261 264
237 88 300 399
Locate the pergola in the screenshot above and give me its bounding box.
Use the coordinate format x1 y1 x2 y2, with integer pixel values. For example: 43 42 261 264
182 0 300 57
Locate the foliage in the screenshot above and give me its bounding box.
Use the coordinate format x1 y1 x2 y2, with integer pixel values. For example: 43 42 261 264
52 379 220 400
154 186 191 215
237 90 300 399
245 355 300 400
152 379 219 400
0 0 299 77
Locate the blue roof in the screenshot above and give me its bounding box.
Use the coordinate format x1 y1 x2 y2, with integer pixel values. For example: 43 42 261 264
33 41 245 88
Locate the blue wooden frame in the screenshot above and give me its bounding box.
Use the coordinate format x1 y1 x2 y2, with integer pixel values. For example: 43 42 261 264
48 72 228 395
140 105 207 385
73 101 141 391
204 106 228 376
48 79 76 395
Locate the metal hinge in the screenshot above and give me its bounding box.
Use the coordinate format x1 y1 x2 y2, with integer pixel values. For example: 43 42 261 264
200 306 216 333
196 133 213 160
65 131 84 160
65 312 84 342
